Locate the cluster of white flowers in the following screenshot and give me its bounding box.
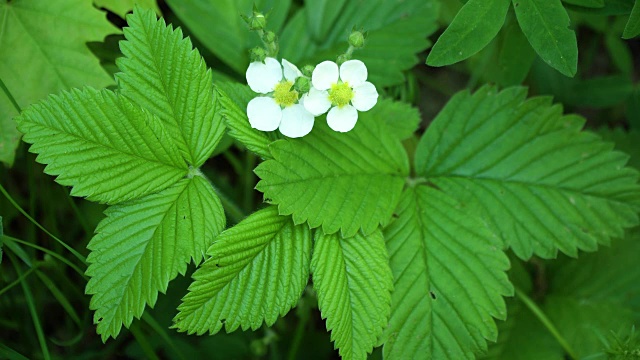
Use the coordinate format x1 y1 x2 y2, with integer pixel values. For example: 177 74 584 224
246 57 378 138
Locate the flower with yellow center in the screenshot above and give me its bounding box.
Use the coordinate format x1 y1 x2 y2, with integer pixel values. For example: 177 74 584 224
303 60 379 132
246 57 315 138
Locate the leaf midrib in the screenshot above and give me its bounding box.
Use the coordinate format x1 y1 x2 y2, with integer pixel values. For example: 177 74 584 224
23 114 187 173
138 15 195 165
519 0 573 74
432 174 635 208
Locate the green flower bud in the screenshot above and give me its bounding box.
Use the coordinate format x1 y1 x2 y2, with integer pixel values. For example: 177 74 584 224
242 10 267 30
294 77 311 94
348 30 365 48
301 64 315 77
262 30 277 44
250 47 267 63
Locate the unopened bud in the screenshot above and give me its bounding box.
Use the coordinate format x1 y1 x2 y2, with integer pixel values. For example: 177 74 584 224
294 77 311 94
348 30 365 48
301 65 315 77
262 30 277 44
242 11 267 30
250 47 267 63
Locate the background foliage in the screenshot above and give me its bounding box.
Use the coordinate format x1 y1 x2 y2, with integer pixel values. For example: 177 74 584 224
1 0 639 359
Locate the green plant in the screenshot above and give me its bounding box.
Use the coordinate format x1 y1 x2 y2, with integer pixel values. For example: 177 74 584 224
1 1 639 359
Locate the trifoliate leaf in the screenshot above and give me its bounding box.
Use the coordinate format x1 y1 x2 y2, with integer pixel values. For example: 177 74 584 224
94 0 161 18
279 0 440 87
416 86 640 259
174 206 311 335
86 176 224 341
312 230 393 360
513 0 578 77
0 0 119 166
165 0 291 74
382 186 512 359
255 116 409 238
117 8 224 167
16 88 188 204
427 0 511 67
215 82 272 159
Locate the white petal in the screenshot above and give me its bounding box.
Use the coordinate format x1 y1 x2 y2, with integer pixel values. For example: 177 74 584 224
340 60 368 87
247 97 281 131
279 104 315 138
302 87 331 116
327 105 358 133
312 61 339 91
282 58 302 82
246 57 283 94
351 82 378 112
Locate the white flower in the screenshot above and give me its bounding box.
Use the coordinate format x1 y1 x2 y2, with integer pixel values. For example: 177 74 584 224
246 57 315 138
303 59 378 133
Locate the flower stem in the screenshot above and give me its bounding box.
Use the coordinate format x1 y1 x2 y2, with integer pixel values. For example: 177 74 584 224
515 287 578 360
257 29 278 57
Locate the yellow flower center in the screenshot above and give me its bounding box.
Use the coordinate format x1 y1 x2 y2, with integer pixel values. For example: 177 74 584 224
329 82 354 108
273 80 298 107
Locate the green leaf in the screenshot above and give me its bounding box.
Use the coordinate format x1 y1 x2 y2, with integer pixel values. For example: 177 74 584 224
481 297 564 360
0 216 3 265
470 13 537 87
16 88 188 204
86 176 224 341
427 0 511 67
94 0 161 18
304 0 348 41
369 99 421 141
215 82 272 159
567 75 634 108
174 206 311 334
165 0 291 74
312 230 393 360
565 0 634 15
255 115 409 238
562 0 604 7
415 86 640 259
605 34 633 75
382 187 512 359
599 128 640 171
280 0 440 87
513 0 578 77
117 8 224 167
0 0 119 166
623 0 640 38
0 92 20 167
543 230 640 357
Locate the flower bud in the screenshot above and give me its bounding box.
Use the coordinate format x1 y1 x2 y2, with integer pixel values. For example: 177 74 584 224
294 77 311 94
249 47 267 63
242 10 267 30
262 30 277 44
301 65 315 77
348 30 365 48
